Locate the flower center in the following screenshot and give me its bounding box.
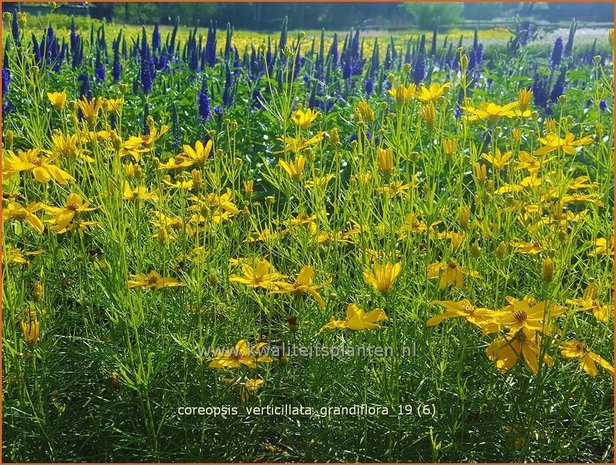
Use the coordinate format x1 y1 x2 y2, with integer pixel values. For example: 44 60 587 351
67 203 79 211
513 310 527 322
147 275 159 285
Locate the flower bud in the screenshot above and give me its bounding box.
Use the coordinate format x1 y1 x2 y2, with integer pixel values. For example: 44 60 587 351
496 241 507 259
32 282 44 300
243 180 254 197
191 169 203 188
458 206 471 230
471 242 481 258
473 163 487 184
287 315 299 332
542 256 554 282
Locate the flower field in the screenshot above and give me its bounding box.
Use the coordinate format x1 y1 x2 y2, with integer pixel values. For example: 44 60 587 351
2 8 614 463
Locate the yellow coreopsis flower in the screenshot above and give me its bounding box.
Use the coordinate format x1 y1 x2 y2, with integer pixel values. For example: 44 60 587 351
427 261 481 289
122 182 159 202
279 156 306 180
209 340 272 369
102 97 124 114
461 101 520 124
3 201 45 233
159 140 213 170
44 193 96 232
376 147 395 177
421 102 436 130
560 340 614 377
566 284 611 323
388 83 416 105
320 303 388 332
442 138 457 160
487 329 553 375
119 137 149 162
417 82 450 103
20 318 40 346
4 247 44 268
76 97 102 124
3 148 74 185
494 298 564 335
128 270 184 289
510 241 543 255
589 237 612 256
363 261 402 294
516 151 551 173
356 100 375 123
229 259 287 290
517 88 533 112
47 91 67 109
291 107 319 128
481 148 512 170
50 133 93 162
427 299 499 333
533 132 593 156
275 132 325 154
270 265 331 308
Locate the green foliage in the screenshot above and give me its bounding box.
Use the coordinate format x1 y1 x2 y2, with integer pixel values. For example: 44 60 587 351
401 2 464 29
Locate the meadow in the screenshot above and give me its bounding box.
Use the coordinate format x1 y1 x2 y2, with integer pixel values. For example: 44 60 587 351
1 7 614 462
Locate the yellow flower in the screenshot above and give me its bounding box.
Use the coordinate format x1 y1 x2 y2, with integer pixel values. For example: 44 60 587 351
320 303 387 331
102 97 124 114
590 237 611 256
566 286 611 323
487 329 553 375
270 265 331 308
416 82 450 102
128 270 184 289
421 102 436 130
533 132 593 156
4 247 44 267
122 182 159 202
363 261 402 294
229 259 287 290
481 148 512 170
50 133 93 162
279 156 306 180
510 241 543 255
427 261 481 289
516 151 551 173
427 299 498 333
76 97 102 124
47 91 67 109
163 178 194 190
376 147 394 177
3 201 45 233
119 137 148 162
442 138 457 160
209 340 272 369
473 163 487 183
305 174 335 189
244 378 264 392
3 148 74 185
494 298 564 335
44 193 96 232
20 318 40 346
461 101 520 124
275 132 324 154
387 83 416 105
158 140 213 170
141 125 169 149
560 340 614 377
517 88 533 112
291 107 319 128
356 100 375 123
